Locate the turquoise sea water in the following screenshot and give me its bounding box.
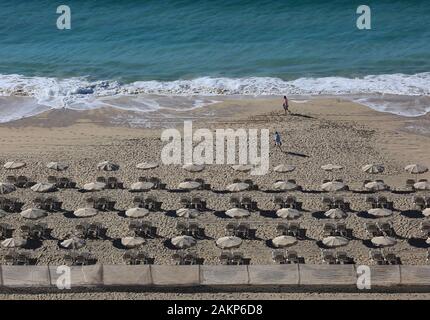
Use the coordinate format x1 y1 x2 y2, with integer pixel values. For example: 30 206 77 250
0 0 429 120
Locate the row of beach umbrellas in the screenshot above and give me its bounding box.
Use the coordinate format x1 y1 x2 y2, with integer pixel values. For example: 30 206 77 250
4 160 428 175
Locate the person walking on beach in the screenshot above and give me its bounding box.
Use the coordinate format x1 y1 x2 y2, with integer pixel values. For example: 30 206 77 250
274 131 282 151
283 95 291 114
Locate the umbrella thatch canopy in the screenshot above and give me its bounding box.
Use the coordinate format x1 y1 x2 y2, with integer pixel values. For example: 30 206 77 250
46 162 68 171
273 164 296 173
130 181 154 191
226 182 249 192
136 162 159 170
322 236 349 247
97 161 119 171
321 164 343 171
1 237 27 248
321 181 346 192
178 181 201 190
171 235 196 249
414 181 430 191
231 164 253 172
125 207 150 218
83 182 106 191
20 208 47 220
121 236 145 248
0 182 16 195
422 208 430 217
272 235 297 248
368 208 393 217
225 208 251 218
272 181 298 191
216 236 242 249
371 236 397 247
176 208 201 218
182 163 205 172
362 164 384 174
324 208 347 219
3 161 26 170
276 208 302 219
74 207 98 218
60 237 86 249
405 164 428 174
365 181 388 191
31 182 56 193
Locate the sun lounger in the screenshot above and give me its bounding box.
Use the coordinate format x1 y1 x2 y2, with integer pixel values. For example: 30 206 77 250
369 250 386 265
321 250 336 264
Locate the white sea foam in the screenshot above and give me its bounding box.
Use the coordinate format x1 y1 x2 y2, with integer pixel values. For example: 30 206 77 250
0 72 429 122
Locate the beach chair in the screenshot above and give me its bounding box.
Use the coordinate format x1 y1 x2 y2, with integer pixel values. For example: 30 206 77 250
230 196 241 208
378 221 394 237
176 221 188 235
96 176 107 184
183 252 198 265
276 223 288 235
107 177 120 189
172 252 184 265
272 250 286 264
322 196 333 209
133 196 144 207
63 254 75 266
236 223 250 239
369 250 386 265
421 221 430 237
365 196 377 208
336 251 351 264
286 250 300 264
405 179 416 191
384 253 399 265
414 196 426 210
149 177 161 189
4 254 15 265
336 223 348 237
321 250 336 264
244 179 258 190
274 196 284 207
47 176 58 185
365 222 381 237
180 197 191 208
0 223 11 239
188 222 201 238
219 251 232 265
231 251 244 265
427 249 430 263
323 223 336 237
6 176 17 185
225 222 238 236
16 176 29 188
123 251 135 265
287 222 300 237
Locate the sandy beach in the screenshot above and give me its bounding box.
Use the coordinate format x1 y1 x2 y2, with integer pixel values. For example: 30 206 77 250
1 97 430 299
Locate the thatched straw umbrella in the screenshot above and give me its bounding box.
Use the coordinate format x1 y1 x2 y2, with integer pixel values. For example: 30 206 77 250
136 162 159 170
273 164 296 173
125 207 150 218
171 235 196 249
46 162 68 171
216 236 242 249
97 161 119 171
74 207 98 218
3 161 26 170
182 163 205 172
271 235 297 248
276 208 301 219
322 236 349 247
225 208 251 218
20 208 47 220
226 182 249 192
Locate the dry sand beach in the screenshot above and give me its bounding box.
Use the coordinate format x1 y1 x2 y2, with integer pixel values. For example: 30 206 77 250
0 98 430 299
